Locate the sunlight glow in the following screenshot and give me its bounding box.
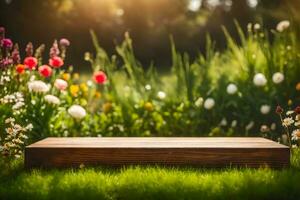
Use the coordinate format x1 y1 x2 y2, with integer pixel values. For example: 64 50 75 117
188 0 202 12
207 0 221 8
247 0 258 8
115 8 124 17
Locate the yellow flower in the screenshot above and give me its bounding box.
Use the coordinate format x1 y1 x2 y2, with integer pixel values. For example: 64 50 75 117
62 73 70 81
102 102 113 113
70 85 79 97
296 83 300 91
144 102 154 112
288 99 293 106
80 83 88 93
73 73 80 80
94 91 101 98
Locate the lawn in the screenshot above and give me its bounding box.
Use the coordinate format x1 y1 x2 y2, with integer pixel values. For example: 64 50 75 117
1 149 299 200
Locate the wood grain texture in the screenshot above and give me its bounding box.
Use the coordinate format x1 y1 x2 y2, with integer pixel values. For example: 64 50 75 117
25 137 290 169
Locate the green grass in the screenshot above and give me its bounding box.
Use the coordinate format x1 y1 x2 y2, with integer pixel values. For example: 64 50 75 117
1 149 300 200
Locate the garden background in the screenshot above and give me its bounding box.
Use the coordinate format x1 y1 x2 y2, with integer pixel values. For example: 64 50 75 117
1 0 300 199
1 0 299 70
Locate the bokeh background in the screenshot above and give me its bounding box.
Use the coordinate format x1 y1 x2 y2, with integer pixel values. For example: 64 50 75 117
0 0 299 71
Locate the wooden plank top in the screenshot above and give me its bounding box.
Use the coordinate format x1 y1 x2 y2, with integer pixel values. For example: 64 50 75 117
27 137 288 149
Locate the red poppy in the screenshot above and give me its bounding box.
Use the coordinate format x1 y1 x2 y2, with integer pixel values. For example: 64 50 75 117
49 56 64 68
38 65 52 77
24 57 38 70
93 71 107 84
16 64 25 74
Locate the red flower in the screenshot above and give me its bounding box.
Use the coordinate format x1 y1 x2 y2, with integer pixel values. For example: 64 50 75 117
295 106 300 114
93 71 107 84
276 106 283 114
49 56 64 68
38 65 52 77
16 64 25 74
24 57 38 70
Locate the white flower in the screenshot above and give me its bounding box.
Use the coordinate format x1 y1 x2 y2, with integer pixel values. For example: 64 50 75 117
272 72 284 84
12 102 25 110
253 73 267 87
54 79 68 91
157 91 166 99
5 117 15 124
245 121 254 131
194 97 203 107
260 125 270 133
254 23 260 30
204 98 215 110
231 120 237 128
286 110 294 115
220 118 227 126
68 105 86 120
270 123 276 130
260 105 271 115
87 80 93 87
28 80 50 93
226 83 238 95
276 20 290 32
15 92 23 99
292 129 300 141
145 84 151 90
44 95 60 105
25 124 33 131
282 117 294 127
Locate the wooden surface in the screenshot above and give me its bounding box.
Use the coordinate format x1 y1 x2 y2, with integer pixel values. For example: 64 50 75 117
25 137 290 169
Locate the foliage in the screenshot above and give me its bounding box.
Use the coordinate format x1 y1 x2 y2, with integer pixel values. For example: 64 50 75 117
1 20 300 159
85 20 300 140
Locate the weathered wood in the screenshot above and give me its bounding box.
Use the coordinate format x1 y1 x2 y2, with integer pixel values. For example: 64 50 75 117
25 137 290 169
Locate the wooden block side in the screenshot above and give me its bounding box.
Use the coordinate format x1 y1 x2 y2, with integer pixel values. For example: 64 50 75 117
25 147 290 169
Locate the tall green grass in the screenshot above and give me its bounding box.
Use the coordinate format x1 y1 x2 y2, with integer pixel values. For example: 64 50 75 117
1 149 299 200
85 21 300 137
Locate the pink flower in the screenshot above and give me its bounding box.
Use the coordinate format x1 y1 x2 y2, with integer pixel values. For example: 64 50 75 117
0 58 13 68
54 79 68 91
59 38 70 47
25 42 33 57
12 44 20 64
49 56 64 68
1 38 13 49
49 40 60 58
38 65 52 78
24 57 38 70
93 71 107 84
